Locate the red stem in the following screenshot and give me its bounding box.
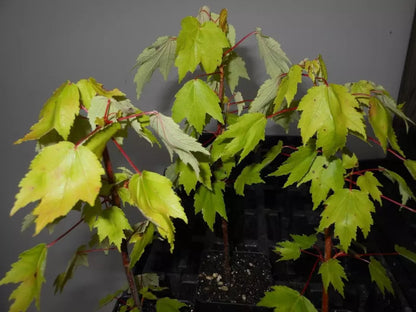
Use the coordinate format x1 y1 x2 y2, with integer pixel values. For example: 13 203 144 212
368 136 406 161
47 219 84 248
267 106 298 119
301 257 321 296
223 30 258 56
111 138 141 174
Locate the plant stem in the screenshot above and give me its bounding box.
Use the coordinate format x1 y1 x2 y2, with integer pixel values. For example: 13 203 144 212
221 218 231 281
322 227 332 312
102 147 141 310
47 218 84 248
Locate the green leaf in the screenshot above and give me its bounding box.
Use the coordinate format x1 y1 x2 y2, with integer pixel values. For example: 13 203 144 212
269 140 317 188
319 189 375 251
225 52 250 93
149 113 209 176
172 79 223 134
194 181 227 231
249 76 280 115
274 64 303 112
129 222 155 268
274 234 316 261
341 150 358 170
381 167 415 205
16 81 80 143
318 259 348 297
11 141 104 234
53 245 88 294
211 112 267 162
129 171 188 252
368 257 394 296
0 244 48 312
93 206 132 251
404 159 416 180
88 96 136 129
376 93 414 132
99 289 125 308
395 245 416 264
84 123 122 158
297 84 366 157
234 141 283 195
356 171 382 204
156 297 187 312
255 27 291 78
134 36 177 99
175 16 230 81
258 285 318 312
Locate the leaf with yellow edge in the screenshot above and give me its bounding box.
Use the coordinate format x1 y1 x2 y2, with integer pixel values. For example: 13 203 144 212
297 84 366 157
129 171 188 252
16 81 80 143
0 243 48 312
11 141 104 234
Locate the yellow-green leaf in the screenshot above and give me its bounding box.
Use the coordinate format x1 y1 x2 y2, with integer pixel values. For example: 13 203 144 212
318 259 348 297
129 222 155 268
274 64 303 112
404 159 416 180
368 257 394 296
356 171 382 204
11 141 104 234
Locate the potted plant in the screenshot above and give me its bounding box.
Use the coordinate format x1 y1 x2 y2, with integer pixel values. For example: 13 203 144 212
1 5 416 312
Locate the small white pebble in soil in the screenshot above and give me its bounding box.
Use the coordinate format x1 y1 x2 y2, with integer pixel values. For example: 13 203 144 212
217 281 224 286
246 269 251 275
248 262 254 267
212 272 218 278
216 274 222 282
242 294 247 301
205 275 214 280
219 285 229 291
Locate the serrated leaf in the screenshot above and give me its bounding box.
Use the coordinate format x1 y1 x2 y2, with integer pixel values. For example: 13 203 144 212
149 113 209 176
129 171 188 252
319 189 375 251
346 80 376 106
256 27 290 78
172 79 223 134
194 181 227 231
211 112 267 162
357 171 382 204
93 206 132 251
134 36 176 99
16 81 80 143
341 150 358 170
274 64 303 112
11 141 104 234
53 245 88 294
156 297 187 312
376 93 414 132
234 141 283 195
381 167 415 205
395 245 416 264
88 96 136 129
0 244 48 312
368 257 394 296
404 159 416 180
297 84 366 157
175 16 230 81
99 288 125 308
129 222 155 268
275 234 316 262
225 52 250 93
249 76 280 114
269 140 317 188
318 259 348 297
258 285 318 312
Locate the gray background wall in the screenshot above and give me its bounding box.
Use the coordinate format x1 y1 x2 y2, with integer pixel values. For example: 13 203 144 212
1 1 415 311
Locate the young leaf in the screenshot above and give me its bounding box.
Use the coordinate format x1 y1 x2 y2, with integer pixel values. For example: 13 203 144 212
381 167 415 205
249 76 280 115
194 181 227 231
269 140 317 188
0 244 48 312
274 64 303 112
93 206 132 251
175 16 230 81
16 81 80 143
319 189 375 251
88 96 136 129
156 297 187 312
211 112 267 162
255 27 291 78
258 285 318 312
53 245 88 294
368 257 394 296
149 113 209 176
84 123 122 158
318 258 348 297
129 171 188 252
297 84 366 157
275 234 316 261
134 36 177 99
395 245 416 264
356 171 382 204
129 222 155 268
11 141 104 234
225 52 250 93
172 78 223 134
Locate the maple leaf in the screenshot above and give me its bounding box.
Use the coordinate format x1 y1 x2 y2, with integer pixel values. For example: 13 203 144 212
211 112 267 162
381 167 415 205
269 140 317 188
172 78 223 134
53 245 88 294
234 141 283 195
318 259 348 297
255 27 291 78
249 76 280 114
274 234 316 261
16 81 80 143
258 285 318 312
149 113 209 176
274 64 303 112
134 36 177 99
395 245 416 264
129 171 188 252
356 171 382 204
175 16 230 81
0 243 48 312
11 141 104 234
93 206 132 251
194 181 227 231
368 257 394 296
297 84 367 157
225 52 250 93
84 123 122 158
319 189 375 251
129 222 155 268
156 297 187 312
404 159 416 180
